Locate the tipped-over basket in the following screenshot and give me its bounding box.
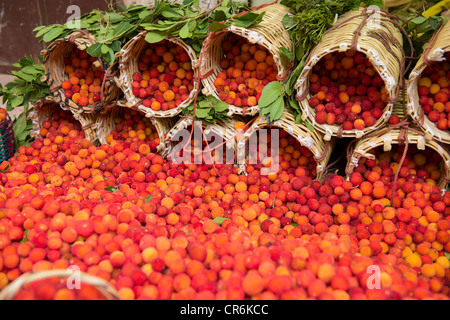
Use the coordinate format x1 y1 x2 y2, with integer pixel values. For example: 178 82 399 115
295 8 405 141
236 108 335 180
199 3 294 116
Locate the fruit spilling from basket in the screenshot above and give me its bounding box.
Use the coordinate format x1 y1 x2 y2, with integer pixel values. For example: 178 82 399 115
417 52 450 130
62 48 105 107
131 40 194 112
214 34 279 108
106 109 160 154
308 50 388 130
247 128 318 179
0 109 449 301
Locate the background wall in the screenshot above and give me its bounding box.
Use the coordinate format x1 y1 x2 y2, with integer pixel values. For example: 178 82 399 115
0 0 111 74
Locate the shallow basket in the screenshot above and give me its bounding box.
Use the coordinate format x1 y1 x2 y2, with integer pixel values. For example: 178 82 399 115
0 114 14 163
41 30 121 114
115 31 200 118
0 270 119 300
96 102 177 155
199 3 294 116
28 97 99 145
236 108 335 180
407 20 450 143
295 8 405 141
346 88 450 189
164 116 246 162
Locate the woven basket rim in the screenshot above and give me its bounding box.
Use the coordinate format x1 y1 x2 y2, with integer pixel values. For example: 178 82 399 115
294 8 404 140
406 21 450 143
199 3 294 116
41 31 121 114
115 30 200 118
0 270 119 300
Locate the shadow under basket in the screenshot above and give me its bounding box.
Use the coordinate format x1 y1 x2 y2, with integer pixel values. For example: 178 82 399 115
294 8 405 141
0 115 15 163
0 270 119 300
236 108 335 180
28 97 99 146
41 30 121 115
199 3 294 116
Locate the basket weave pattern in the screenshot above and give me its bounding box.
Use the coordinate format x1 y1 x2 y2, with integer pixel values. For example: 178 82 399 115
236 109 334 180
41 31 121 114
407 21 450 143
199 4 294 116
295 9 404 141
115 31 200 118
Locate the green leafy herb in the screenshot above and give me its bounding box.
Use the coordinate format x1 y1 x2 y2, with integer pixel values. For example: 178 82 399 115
182 96 230 122
0 55 50 111
280 0 383 62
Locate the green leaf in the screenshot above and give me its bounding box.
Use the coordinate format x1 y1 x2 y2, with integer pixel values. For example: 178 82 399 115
291 223 298 227
108 12 124 23
42 26 64 42
113 21 132 37
258 81 283 109
87 43 103 57
101 44 110 55
269 96 284 122
233 12 265 28
35 25 57 38
288 99 300 111
161 8 183 19
105 186 119 193
213 217 228 226
411 16 427 24
282 14 297 29
20 230 29 244
179 23 191 39
10 95 24 108
145 30 169 43
280 47 294 61
194 107 210 119
210 21 229 32
214 10 227 22
305 121 314 132
110 40 122 52
145 195 154 202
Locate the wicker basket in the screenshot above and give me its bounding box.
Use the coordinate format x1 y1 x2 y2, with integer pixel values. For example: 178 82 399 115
236 108 335 180
0 270 119 300
164 116 246 162
96 101 177 154
199 3 294 116
41 30 121 114
0 114 14 163
346 87 450 189
407 20 450 143
295 8 405 141
28 97 99 145
383 0 415 8
114 31 200 118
